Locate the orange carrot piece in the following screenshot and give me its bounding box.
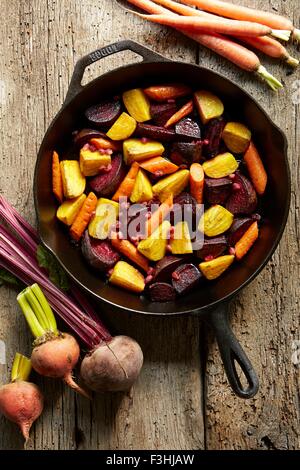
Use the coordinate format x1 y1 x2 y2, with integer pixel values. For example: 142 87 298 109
90 137 121 152
145 194 173 236
70 192 97 241
165 100 194 128
139 156 178 176
190 163 204 204
52 151 64 203
244 142 267 196
112 162 140 201
111 233 149 272
235 221 259 260
143 83 192 102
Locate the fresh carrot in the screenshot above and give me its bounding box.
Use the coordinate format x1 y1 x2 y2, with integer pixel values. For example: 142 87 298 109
112 162 140 201
165 100 193 128
136 13 276 38
145 194 173 236
189 163 204 204
143 84 192 101
139 156 178 176
243 142 267 196
235 221 259 260
125 0 283 90
111 233 149 272
52 151 64 204
70 192 97 241
179 0 294 41
90 137 121 152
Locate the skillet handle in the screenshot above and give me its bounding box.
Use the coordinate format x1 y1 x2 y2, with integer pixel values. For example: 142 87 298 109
206 303 259 399
64 40 169 104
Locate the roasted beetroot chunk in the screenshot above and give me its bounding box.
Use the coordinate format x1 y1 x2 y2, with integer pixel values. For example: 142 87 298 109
175 118 201 141
153 256 184 283
203 118 226 158
135 123 175 142
196 236 228 260
73 128 106 147
172 264 202 295
150 102 178 126
89 153 126 197
85 100 122 128
149 282 176 302
170 141 202 165
81 231 120 272
226 172 258 215
171 192 198 226
204 177 233 205
227 217 254 246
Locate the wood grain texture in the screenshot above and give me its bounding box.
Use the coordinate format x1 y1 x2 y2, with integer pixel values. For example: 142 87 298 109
0 0 299 450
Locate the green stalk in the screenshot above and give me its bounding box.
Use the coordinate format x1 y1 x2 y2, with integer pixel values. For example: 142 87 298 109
17 291 46 338
256 65 283 91
24 287 50 332
11 353 32 382
30 283 58 334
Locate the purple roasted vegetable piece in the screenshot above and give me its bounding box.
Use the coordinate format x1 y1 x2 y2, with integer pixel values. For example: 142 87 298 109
170 141 202 165
135 123 175 142
227 217 254 246
171 192 198 225
175 118 201 140
89 153 126 197
81 231 120 272
226 172 258 215
203 118 226 158
171 264 202 295
149 282 176 302
73 128 107 147
196 236 228 260
85 99 122 128
153 256 184 283
150 102 178 126
204 177 233 205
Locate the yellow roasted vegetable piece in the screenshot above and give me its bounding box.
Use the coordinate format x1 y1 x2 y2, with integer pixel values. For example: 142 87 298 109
123 139 164 164
223 122 252 154
123 88 151 122
202 152 239 178
79 148 111 177
106 112 137 140
56 194 86 226
88 198 119 239
152 169 189 202
137 221 171 262
130 169 153 203
60 160 86 199
199 205 233 237
109 261 145 293
171 221 193 255
194 90 224 124
199 255 235 280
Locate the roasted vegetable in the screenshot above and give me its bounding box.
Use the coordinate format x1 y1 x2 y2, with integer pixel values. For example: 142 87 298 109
172 264 201 295
152 169 190 201
226 172 258 215
204 177 233 205
56 194 86 226
109 261 145 293
88 198 119 239
122 88 151 122
135 123 175 142
123 138 164 164
199 205 234 237
244 141 267 195
152 255 184 282
137 221 171 261
144 83 192 101
60 160 86 199
150 102 177 126
130 169 153 203
149 282 176 302
196 236 228 260
73 129 106 147
194 90 224 124
89 154 126 197
223 122 251 153
203 118 226 158
70 192 98 241
175 118 201 141
199 255 235 280
81 231 120 272
52 151 63 203
139 156 178 176
106 112 137 140
190 163 205 204
171 221 193 255
227 217 254 246
171 192 198 226
235 221 259 260
79 147 111 177
165 100 194 128
112 162 140 201
145 195 173 236
170 141 202 165
111 233 149 272
85 100 122 128
202 152 239 178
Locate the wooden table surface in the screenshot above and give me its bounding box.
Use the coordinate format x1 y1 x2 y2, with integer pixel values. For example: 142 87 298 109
0 0 299 450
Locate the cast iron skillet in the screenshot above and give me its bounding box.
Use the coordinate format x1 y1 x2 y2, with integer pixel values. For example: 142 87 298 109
34 40 291 399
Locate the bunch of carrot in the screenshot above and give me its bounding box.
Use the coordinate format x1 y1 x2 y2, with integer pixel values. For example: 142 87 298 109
121 0 299 90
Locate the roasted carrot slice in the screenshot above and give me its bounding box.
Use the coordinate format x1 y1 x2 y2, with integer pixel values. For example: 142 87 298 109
111 233 149 272
165 100 194 128
112 162 140 201
90 137 121 152
52 151 64 203
244 141 267 195
70 192 97 241
235 221 259 260
143 83 192 101
145 194 173 237
139 156 178 176
190 163 204 204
